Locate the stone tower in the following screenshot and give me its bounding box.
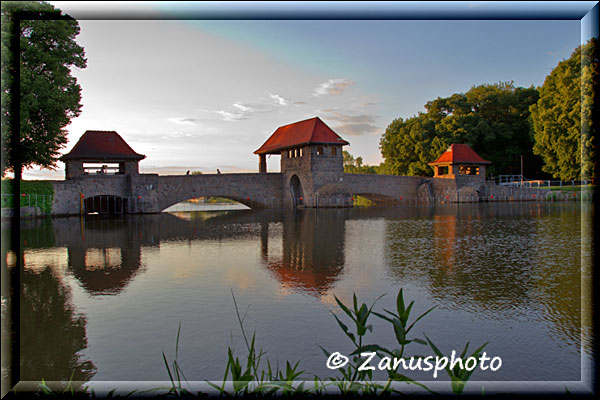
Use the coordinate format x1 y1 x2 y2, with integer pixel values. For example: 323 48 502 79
254 117 351 207
60 130 146 179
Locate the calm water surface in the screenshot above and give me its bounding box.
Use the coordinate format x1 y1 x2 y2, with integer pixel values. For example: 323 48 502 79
4 202 593 384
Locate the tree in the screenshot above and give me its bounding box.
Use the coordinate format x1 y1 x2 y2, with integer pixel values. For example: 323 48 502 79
1 1 86 178
530 38 597 182
379 82 542 177
342 150 380 174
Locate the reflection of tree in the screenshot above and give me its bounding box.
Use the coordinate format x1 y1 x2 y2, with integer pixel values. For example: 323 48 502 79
384 203 585 349
21 218 56 249
531 204 586 350
20 265 96 382
261 210 346 297
385 204 537 316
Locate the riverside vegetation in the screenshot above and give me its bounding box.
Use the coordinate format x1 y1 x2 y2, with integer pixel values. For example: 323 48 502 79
13 288 490 398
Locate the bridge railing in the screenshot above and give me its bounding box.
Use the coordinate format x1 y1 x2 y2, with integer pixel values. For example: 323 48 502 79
488 176 592 188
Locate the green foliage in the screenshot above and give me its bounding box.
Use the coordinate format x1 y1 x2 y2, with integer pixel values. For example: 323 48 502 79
353 195 374 207
343 151 382 174
1 1 87 177
424 336 487 395
205 290 309 397
530 38 597 181
1 178 54 213
206 196 237 204
379 82 542 177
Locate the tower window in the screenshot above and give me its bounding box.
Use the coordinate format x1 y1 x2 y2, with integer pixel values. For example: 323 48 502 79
317 146 324 156
331 147 337 156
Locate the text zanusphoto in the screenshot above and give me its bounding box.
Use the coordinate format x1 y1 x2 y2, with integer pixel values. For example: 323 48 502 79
326 351 502 379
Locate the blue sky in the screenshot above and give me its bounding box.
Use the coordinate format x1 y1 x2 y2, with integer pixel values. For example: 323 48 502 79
27 2 590 179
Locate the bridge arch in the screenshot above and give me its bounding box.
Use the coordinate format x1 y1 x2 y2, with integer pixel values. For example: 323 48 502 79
84 195 129 214
157 174 285 211
160 195 254 212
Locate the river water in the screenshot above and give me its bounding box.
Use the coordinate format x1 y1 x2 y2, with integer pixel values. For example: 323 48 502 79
2 202 593 392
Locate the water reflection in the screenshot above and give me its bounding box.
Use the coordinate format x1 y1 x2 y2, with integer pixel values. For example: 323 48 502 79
384 203 586 350
3 202 590 385
260 210 346 297
63 218 147 296
19 264 96 382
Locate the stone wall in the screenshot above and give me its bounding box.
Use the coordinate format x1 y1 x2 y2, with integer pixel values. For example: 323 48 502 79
51 176 130 216
343 174 428 204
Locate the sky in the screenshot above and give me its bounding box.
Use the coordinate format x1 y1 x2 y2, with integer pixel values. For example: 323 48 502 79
23 2 589 179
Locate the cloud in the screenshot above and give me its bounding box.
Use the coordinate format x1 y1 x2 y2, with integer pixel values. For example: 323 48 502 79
313 78 354 96
168 117 197 125
323 111 380 136
203 94 295 121
270 94 289 106
161 131 195 139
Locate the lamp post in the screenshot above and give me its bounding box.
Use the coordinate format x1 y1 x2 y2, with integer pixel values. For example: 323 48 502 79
520 155 523 186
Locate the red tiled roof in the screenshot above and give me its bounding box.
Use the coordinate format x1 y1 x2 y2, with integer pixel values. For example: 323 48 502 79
254 117 349 155
61 131 145 161
429 144 490 165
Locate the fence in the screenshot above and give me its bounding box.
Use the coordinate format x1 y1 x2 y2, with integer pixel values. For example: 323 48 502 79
488 176 592 188
1 193 53 215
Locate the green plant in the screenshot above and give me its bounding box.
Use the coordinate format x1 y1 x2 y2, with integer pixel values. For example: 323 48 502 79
318 293 387 395
207 290 309 397
371 289 437 393
161 322 196 398
424 336 488 395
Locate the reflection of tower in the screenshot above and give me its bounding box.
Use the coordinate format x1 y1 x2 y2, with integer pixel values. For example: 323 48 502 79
66 218 145 296
433 212 457 272
261 210 347 296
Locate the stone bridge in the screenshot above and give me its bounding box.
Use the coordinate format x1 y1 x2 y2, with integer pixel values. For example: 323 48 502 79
45 120 548 216
48 170 548 216
49 172 432 215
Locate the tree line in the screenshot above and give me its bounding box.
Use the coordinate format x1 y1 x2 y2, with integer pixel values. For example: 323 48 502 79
356 38 597 182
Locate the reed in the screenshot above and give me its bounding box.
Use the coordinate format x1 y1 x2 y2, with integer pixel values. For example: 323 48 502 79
26 287 488 397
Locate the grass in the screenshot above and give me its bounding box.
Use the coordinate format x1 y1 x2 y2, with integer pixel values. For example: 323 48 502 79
352 195 374 207
206 197 239 204
1 179 54 214
548 184 595 192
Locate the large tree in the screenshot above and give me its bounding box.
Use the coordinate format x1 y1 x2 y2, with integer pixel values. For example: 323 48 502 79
379 82 542 177
529 38 597 182
1 1 86 178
